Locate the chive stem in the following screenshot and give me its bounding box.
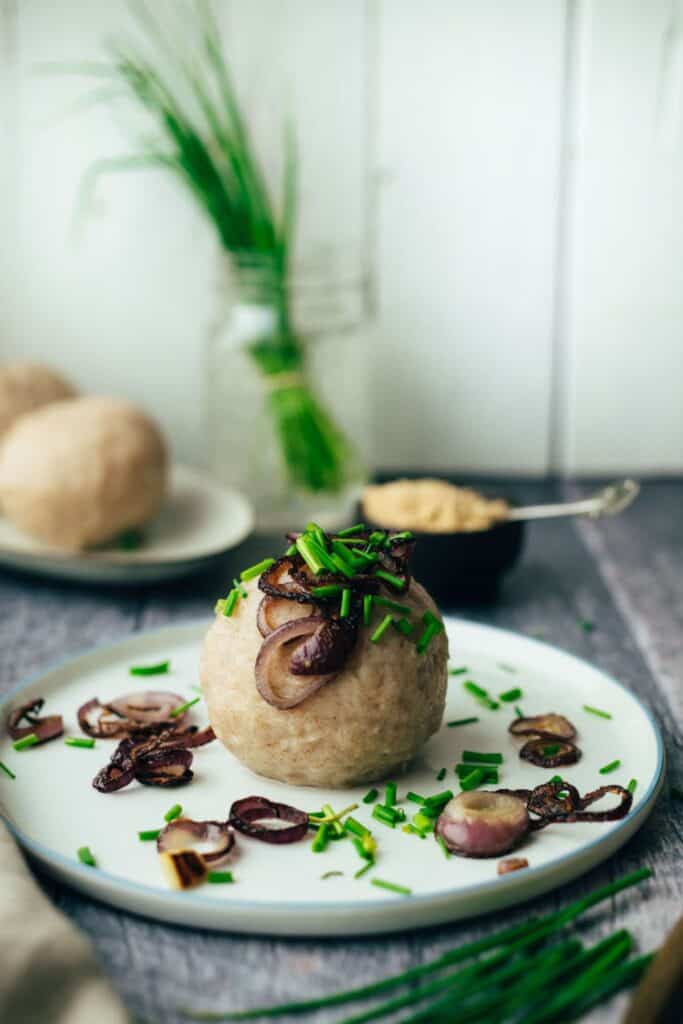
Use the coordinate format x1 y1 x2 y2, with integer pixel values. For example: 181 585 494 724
164 803 183 822
461 751 503 765
459 767 486 791
370 614 393 644
77 846 96 867
65 737 96 749
311 584 342 598
240 557 275 582
627 778 638 794
374 596 411 615
138 829 161 841
340 588 351 618
436 768 446 781
371 878 412 896
599 759 621 774
336 522 366 537
362 787 378 804
169 696 200 718
499 687 522 702
13 734 39 751
311 823 329 853
207 871 234 884
362 593 373 626
129 660 170 676
0 761 16 780
583 704 613 719
448 666 468 676
447 717 479 728
385 782 397 807
375 569 406 590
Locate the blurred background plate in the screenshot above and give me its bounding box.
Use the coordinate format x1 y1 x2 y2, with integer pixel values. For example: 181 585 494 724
0 464 253 585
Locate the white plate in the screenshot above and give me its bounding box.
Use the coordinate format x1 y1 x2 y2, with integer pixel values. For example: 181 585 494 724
0 464 253 584
0 619 663 936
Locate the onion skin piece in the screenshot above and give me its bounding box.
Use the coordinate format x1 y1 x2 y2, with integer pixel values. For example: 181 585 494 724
436 791 530 858
289 616 358 676
258 557 316 603
257 596 315 638
78 691 188 739
157 818 234 864
520 737 581 768
92 738 137 793
254 618 337 709
134 747 194 788
509 714 577 741
229 796 309 844
498 857 529 875
501 779 633 828
7 698 64 745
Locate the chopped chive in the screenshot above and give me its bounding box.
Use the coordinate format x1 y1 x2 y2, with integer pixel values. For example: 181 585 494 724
543 743 561 757
0 761 16 780
240 557 276 582
514 705 524 717
352 833 377 862
436 834 451 859
362 593 373 626
463 680 499 710
406 791 425 805
340 588 351 618
385 782 397 806
354 861 373 879
412 812 435 833
232 578 248 598
328 551 354 578
311 824 329 853
447 717 479 727
393 617 414 637
321 803 346 838
368 530 386 547
363 787 378 804
13 734 39 751
330 539 357 565
372 805 398 828
460 767 486 791
436 767 446 782
449 666 468 676
344 817 369 838
387 531 414 543
402 823 427 838
416 617 444 655
499 687 522 702
77 846 96 867
370 614 393 644
375 569 406 590
285 542 297 557
321 870 344 880
550 774 563 784
350 547 378 564
670 786 683 800
169 696 200 718
311 584 342 598
129 659 170 676
65 737 96 749
583 704 612 720
462 751 503 765
371 878 411 896
455 764 499 784
374 596 412 615
207 871 234 884
164 803 183 822
581 619 595 632
599 759 621 775
497 662 517 673
222 588 240 617
422 610 441 627
337 522 366 537
425 790 453 809
138 829 161 841
627 778 637 794
296 536 327 575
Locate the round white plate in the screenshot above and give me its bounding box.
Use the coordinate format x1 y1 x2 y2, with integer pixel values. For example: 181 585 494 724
0 619 663 936
0 464 253 584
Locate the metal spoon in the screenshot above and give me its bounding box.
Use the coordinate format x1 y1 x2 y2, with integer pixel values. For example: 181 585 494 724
506 479 640 523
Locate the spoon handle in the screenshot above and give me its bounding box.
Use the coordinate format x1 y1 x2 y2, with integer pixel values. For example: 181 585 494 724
507 479 640 524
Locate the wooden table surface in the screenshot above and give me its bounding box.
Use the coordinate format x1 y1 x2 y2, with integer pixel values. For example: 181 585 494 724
0 479 680 1023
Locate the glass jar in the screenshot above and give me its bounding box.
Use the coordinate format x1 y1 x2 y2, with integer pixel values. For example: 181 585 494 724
204 251 370 532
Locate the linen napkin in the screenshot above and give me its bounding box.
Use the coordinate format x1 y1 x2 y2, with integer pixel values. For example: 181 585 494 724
0 820 129 1023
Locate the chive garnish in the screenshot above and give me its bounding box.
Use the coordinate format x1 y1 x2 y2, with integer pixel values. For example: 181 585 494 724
583 704 612 719
406 791 425 805
221 588 240 617
138 829 161 841
362 787 378 804
65 737 96 749
549 774 563 784
368 530 386 547
13 734 39 751
455 764 499 784
129 659 170 676
436 768 446 782
425 790 453 809
412 811 435 833
393 617 414 636
499 687 522 702
311 584 342 598
362 593 373 626
462 751 503 765
370 614 393 644
372 805 398 828
344 817 369 839
387 530 414 543
354 861 373 879
459 767 486 791
436 834 451 859
543 743 561 757
599 759 621 775
514 705 524 718
371 878 411 896
448 666 468 675
627 779 637 795
311 823 329 853
240 557 275 582
296 536 327 575
164 803 183 822
77 846 96 867
416 612 444 654
375 569 406 590
374 596 411 615
285 542 297 557
169 696 200 718
447 717 479 727
207 871 234 884
0 761 16 780
463 681 499 710
337 522 366 537
385 782 397 807
403 823 427 838
340 588 351 618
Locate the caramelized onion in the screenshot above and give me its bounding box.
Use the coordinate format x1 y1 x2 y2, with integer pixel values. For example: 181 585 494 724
258 557 314 603
257 596 315 637
92 737 137 793
78 691 188 739
92 726 204 793
509 714 576 741
504 779 632 829
157 818 234 863
255 618 338 709
135 747 194 787
498 857 529 875
520 737 581 768
289 616 358 676
229 796 309 844
7 698 63 745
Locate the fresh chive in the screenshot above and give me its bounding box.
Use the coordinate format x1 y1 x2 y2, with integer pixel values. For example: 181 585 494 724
412 811 436 833
425 790 453 809
138 829 161 841
330 539 356 565
448 666 468 676
65 737 96 749
375 569 406 590
599 759 621 775
416 802 440 820
370 614 393 644
436 834 451 859
321 803 346 838
406 791 425 805
371 878 411 896
581 619 595 632
402 823 427 838
222 588 240 617
311 823 329 853
455 764 499 784
296 536 327 575
344 817 369 838
0 761 16 780
393 617 414 637
462 751 503 765
240 557 275 582
385 782 397 807
368 530 386 547
416 623 442 654
129 659 170 676
362 593 373 626
354 861 373 879
670 786 683 800
583 704 612 719
499 687 522 702
463 680 499 710
497 662 517 673
164 803 183 822
459 767 486 791
13 734 39 751
285 542 297 557
542 743 561 757
514 705 524 717
549 774 563 784
387 531 414 543
349 547 377 564
328 552 354 578
339 588 351 618
311 584 342 598
207 871 234 884
352 833 377 862
321 870 344 880
363 787 378 804
436 768 446 782
169 697 200 718
77 846 96 867
372 805 398 828
447 717 479 728
337 522 366 537
374 596 412 615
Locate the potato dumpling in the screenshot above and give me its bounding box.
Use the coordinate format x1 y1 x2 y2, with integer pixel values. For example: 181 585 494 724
0 361 76 438
200 579 448 788
0 396 167 551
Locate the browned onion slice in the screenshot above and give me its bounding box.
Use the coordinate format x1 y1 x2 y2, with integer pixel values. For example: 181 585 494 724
92 737 137 793
257 596 315 638
509 714 576 741
229 796 309 844
157 818 234 864
258 557 314 603
498 857 529 875
289 616 358 676
520 737 581 768
78 691 188 739
179 725 216 748
135 747 194 787
7 698 64 745
436 791 530 858
503 779 632 828
255 618 338 709
572 784 633 821
78 698 128 739
92 727 202 793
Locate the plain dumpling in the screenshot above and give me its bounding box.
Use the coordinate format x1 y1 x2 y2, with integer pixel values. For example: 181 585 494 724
0 361 77 438
0 396 167 551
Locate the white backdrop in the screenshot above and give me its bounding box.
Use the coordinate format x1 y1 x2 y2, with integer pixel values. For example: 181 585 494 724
0 0 681 475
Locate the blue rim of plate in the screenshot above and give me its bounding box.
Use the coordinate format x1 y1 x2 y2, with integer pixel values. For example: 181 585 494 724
0 619 666 918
